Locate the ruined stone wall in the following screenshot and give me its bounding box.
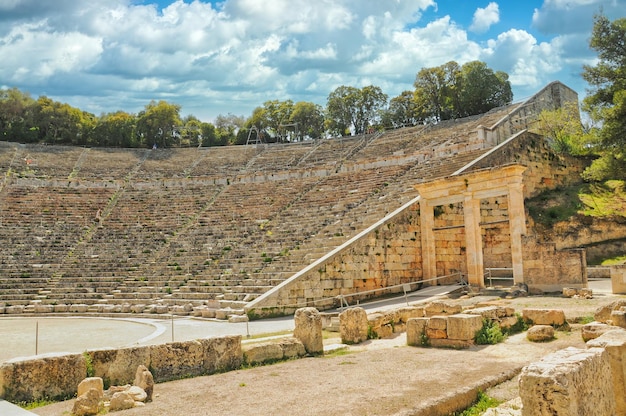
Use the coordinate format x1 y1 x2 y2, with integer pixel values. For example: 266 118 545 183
433 203 466 282
0 335 242 402
247 204 424 317
471 131 587 199
522 237 587 291
482 81 579 146
481 197 512 271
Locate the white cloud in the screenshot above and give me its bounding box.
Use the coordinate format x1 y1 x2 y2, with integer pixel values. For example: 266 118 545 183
0 0 601 121
532 0 626 35
483 29 561 90
0 21 102 83
470 2 499 33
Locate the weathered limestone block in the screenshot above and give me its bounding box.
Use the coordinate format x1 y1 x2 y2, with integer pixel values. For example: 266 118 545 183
339 307 369 344
228 314 249 323
134 365 154 402
519 347 615 415
201 308 217 318
594 299 626 323
70 304 89 313
198 335 242 374
88 346 151 386
149 340 204 381
215 308 230 320
109 391 135 411
563 287 592 298
610 310 626 328
77 377 103 398
406 318 429 347
293 307 323 355
130 304 146 314
396 306 425 322
522 308 567 327
243 342 283 365
34 303 54 313
0 353 86 402
155 304 169 314
587 329 626 415
581 321 616 342
54 303 69 313
73 388 103 416
465 306 500 320
526 325 555 342
427 316 448 339
563 287 578 297
121 303 132 313
367 312 386 329
6 305 24 314
126 385 147 402
499 316 520 330
425 301 462 316
447 314 483 341
278 338 306 359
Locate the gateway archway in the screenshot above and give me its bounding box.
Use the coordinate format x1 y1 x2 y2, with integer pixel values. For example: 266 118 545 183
416 165 527 287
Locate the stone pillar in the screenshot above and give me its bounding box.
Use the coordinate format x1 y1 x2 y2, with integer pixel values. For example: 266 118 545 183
419 201 436 283
508 181 526 285
587 329 626 414
610 265 626 294
339 307 369 344
519 347 615 415
293 307 323 355
463 194 484 287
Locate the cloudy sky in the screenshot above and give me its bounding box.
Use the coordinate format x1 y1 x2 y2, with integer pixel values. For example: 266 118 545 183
0 0 623 122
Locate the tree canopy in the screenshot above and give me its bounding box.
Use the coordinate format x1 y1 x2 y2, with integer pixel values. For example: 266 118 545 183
582 14 626 180
0 59 517 147
413 60 512 122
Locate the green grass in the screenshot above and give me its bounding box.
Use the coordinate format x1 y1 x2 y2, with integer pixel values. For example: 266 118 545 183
601 255 626 266
526 184 587 227
451 391 502 416
527 181 626 227
19 398 58 410
579 180 626 218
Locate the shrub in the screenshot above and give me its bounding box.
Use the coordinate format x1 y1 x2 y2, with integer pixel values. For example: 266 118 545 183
475 319 505 345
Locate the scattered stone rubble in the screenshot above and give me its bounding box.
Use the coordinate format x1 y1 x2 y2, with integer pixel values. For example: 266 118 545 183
72 365 154 415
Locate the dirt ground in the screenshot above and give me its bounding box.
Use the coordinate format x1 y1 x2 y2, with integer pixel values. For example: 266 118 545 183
30 287 619 416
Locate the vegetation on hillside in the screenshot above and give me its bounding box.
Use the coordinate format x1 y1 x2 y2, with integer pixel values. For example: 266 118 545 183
582 15 626 182
529 14 626 233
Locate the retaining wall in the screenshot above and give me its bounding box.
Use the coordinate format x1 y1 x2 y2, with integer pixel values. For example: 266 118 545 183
0 335 242 403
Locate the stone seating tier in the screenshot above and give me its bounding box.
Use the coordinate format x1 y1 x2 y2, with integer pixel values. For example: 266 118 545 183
0 104 531 314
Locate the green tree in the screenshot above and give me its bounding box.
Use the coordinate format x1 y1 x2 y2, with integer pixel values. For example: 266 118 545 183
414 65 449 121
0 87 38 142
532 101 595 155
382 90 423 128
136 100 182 148
289 101 325 140
214 113 245 145
326 85 388 135
180 115 202 147
200 122 219 146
326 85 358 136
459 61 512 116
414 61 512 121
582 14 626 180
34 97 87 145
92 111 138 147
